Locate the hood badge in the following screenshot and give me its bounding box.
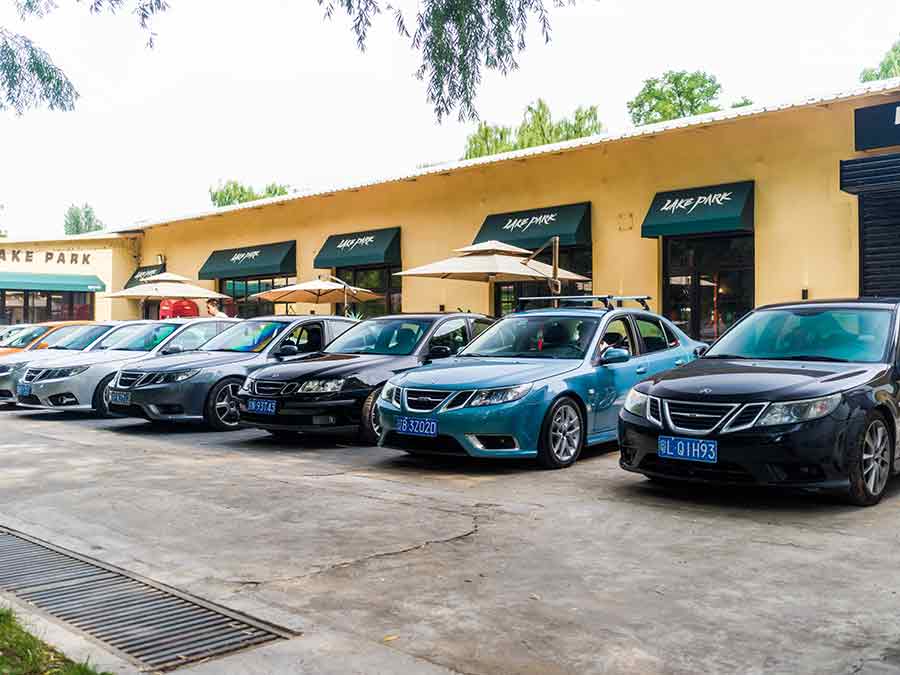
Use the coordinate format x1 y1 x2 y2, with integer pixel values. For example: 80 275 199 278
699 388 713 395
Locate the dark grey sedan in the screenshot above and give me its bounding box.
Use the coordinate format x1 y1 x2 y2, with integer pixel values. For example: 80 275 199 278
107 315 356 430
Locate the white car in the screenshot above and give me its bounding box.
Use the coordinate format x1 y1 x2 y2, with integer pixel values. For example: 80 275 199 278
17 318 238 416
0 323 124 404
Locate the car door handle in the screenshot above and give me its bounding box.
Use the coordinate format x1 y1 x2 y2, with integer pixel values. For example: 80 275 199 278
675 359 686 366
635 366 647 375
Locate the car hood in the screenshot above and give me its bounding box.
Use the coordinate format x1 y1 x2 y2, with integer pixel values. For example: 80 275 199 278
393 357 582 389
128 351 259 372
0 349 72 367
30 349 152 369
252 352 415 383
644 358 887 402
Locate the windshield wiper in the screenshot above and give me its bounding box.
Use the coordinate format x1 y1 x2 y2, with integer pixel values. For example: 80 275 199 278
767 355 851 363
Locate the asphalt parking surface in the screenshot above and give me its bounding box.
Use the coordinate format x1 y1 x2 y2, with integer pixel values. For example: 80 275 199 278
2 407 900 674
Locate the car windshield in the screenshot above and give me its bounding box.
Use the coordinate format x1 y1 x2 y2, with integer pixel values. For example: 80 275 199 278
461 316 599 359
705 307 894 363
200 320 289 353
325 318 433 356
50 325 113 351
1 326 50 349
96 323 178 352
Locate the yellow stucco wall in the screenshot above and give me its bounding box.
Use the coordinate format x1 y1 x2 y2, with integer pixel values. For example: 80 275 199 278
0 236 141 320
136 93 887 316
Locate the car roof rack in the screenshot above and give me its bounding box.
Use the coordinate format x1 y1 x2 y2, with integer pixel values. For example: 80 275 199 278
515 295 652 312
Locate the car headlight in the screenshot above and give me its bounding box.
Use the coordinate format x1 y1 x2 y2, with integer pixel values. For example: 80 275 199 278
298 379 345 394
624 388 649 417
54 366 90 379
755 394 842 427
166 369 200 383
468 383 533 407
381 383 397 402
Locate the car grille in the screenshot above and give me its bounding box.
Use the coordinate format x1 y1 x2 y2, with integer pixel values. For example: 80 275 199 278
22 369 42 384
253 380 294 396
639 454 756 483
116 371 145 388
404 389 452 412
383 431 468 455
662 400 738 434
722 403 768 432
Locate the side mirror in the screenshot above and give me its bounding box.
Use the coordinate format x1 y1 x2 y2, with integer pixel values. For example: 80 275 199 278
694 344 709 357
275 344 299 358
427 345 453 360
598 347 630 365
162 345 183 355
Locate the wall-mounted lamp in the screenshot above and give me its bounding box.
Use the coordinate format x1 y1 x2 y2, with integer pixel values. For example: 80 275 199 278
156 254 166 266
802 288 809 300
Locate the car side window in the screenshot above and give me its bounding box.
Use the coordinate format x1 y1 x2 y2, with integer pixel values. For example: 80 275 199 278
329 320 354 342
284 322 325 353
662 321 681 348
598 317 634 356
635 316 669 353
165 322 220 352
430 319 469 355
471 318 493 338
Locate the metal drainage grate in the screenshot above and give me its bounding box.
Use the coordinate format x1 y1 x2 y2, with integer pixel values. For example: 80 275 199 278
0 528 290 671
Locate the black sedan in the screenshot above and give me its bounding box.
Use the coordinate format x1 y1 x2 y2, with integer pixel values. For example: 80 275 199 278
619 299 900 506
236 312 493 442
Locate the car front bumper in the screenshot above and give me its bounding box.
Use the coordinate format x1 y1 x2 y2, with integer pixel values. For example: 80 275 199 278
618 410 861 489
236 389 369 435
0 369 27 404
377 395 544 458
18 374 101 411
107 380 209 422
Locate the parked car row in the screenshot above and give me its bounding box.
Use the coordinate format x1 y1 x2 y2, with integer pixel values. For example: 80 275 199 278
2 296 899 506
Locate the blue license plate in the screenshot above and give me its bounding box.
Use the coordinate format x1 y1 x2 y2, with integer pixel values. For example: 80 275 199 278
16 383 31 397
109 390 131 405
658 435 718 464
247 398 277 415
396 416 438 437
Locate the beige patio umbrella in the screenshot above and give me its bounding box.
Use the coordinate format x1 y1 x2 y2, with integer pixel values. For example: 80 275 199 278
250 279 381 305
395 239 588 284
106 280 229 300
141 272 193 283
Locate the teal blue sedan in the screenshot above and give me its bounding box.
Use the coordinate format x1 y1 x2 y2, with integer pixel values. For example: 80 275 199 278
377 300 705 468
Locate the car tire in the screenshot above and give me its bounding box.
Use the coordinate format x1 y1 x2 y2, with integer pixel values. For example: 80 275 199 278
359 387 383 445
537 396 585 469
204 378 244 431
92 373 116 418
847 410 894 507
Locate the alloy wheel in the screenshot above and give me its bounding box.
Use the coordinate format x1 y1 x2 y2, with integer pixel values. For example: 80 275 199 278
862 418 891 496
370 402 382 438
215 383 241 427
550 403 582 462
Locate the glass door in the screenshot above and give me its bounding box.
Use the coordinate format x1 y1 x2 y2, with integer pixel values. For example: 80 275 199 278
663 235 754 341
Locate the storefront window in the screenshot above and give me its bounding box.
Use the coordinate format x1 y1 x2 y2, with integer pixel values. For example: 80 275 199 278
663 235 754 341
493 245 593 316
218 276 296 318
334 266 401 318
0 290 95 324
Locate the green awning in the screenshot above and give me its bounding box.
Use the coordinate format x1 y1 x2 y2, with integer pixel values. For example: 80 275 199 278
0 272 106 293
314 227 401 269
641 181 755 237
125 263 166 288
198 241 296 280
473 202 591 250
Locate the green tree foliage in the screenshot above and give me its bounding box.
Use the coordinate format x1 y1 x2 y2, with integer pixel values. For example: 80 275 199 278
4 0 559 120
464 99 603 159
209 180 290 208
63 204 105 235
861 37 900 82
627 70 752 125
731 96 754 108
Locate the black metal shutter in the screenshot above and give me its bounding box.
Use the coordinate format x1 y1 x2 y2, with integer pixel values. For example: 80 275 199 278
860 191 900 297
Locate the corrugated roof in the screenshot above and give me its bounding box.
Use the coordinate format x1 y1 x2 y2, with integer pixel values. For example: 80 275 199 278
83 77 900 235
0 230 140 245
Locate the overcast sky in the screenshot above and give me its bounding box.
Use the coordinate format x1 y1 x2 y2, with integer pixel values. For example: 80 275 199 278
0 0 898 239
